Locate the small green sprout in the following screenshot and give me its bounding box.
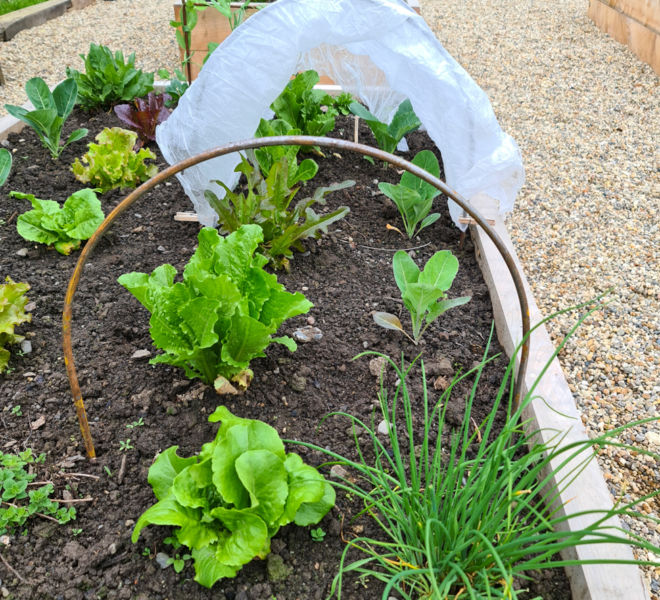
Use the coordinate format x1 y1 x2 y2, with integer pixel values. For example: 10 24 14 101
126 417 144 429
310 527 326 542
118 439 134 452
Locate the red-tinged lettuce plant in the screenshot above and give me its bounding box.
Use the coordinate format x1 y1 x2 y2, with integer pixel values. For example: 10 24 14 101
72 127 158 192
117 224 312 393
0 277 31 373
113 92 172 145
206 153 352 270
132 405 335 588
10 188 104 255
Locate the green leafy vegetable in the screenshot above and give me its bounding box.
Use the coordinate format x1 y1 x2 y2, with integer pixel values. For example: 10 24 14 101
4 77 88 159
118 224 312 392
379 150 441 238
66 43 154 111
132 405 334 587
373 250 471 344
0 277 31 373
10 188 104 255
72 127 158 192
205 154 352 270
0 448 75 535
349 99 421 155
332 91 355 116
156 68 189 108
0 148 11 186
253 119 318 187
271 70 338 137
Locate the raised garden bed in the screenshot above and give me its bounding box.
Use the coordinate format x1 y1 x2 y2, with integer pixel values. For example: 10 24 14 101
0 99 653 599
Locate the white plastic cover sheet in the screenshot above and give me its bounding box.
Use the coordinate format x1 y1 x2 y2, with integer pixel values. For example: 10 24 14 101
156 0 525 229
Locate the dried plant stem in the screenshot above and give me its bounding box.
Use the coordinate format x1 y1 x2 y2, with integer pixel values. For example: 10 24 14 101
1 501 60 524
0 551 28 584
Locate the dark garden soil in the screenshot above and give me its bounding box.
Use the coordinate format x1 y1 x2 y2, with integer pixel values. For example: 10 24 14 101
0 111 571 600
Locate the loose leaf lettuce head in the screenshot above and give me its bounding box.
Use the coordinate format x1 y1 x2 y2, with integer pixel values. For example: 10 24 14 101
118 224 312 391
0 278 32 373
10 188 104 255
72 127 158 192
132 405 335 588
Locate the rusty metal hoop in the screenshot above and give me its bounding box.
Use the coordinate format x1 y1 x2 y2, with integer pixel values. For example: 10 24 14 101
62 135 530 459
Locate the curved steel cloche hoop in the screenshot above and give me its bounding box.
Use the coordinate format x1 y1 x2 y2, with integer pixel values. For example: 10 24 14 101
62 135 531 459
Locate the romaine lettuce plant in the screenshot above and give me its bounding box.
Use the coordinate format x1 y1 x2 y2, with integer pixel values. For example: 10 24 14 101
349 99 421 155
379 150 441 238
0 277 31 373
118 224 312 393
10 188 104 255
253 119 318 187
132 405 335 588
271 70 338 137
0 148 11 186
205 154 352 270
72 127 158 192
114 92 172 144
4 77 88 159
373 250 471 344
66 43 154 111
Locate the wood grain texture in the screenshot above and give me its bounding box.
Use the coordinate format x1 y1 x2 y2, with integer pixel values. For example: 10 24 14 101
588 0 660 74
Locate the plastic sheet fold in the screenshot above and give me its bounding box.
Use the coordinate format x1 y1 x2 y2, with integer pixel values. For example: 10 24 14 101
156 0 524 229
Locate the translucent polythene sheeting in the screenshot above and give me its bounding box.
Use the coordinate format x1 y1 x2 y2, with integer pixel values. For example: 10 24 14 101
156 0 525 229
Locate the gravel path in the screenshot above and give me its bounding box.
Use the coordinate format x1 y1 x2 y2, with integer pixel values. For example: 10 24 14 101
0 0 179 109
1 0 658 596
419 0 659 596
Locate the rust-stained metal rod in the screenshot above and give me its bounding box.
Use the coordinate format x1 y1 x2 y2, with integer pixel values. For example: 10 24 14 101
63 135 530 459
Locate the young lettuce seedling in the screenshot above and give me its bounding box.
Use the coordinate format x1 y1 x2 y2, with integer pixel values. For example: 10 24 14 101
4 78 88 160
374 250 471 344
379 150 441 239
349 99 421 155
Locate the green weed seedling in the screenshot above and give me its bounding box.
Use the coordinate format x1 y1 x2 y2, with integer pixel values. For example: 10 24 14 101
310 527 326 542
119 439 134 452
0 448 75 536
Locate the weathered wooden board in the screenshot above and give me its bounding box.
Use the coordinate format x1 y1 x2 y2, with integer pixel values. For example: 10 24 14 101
588 0 660 74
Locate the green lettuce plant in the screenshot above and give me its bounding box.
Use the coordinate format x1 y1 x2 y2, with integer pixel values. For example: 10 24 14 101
271 70 338 137
378 150 441 238
0 148 11 186
66 43 154 111
0 448 76 535
0 277 31 373
10 188 104 255
4 77 88 159
373 250 470 344
72 127 158 192
132 405 335 588
349 99 421 155
205 154 352 270
118 224 312 393
253 118 318 186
